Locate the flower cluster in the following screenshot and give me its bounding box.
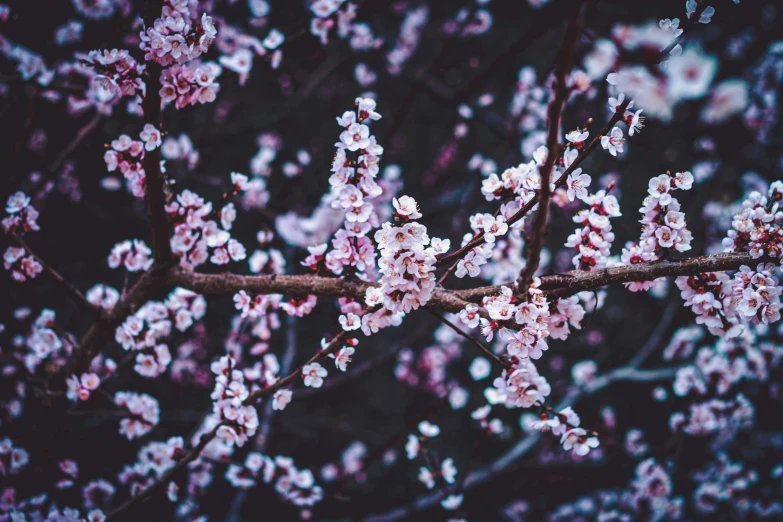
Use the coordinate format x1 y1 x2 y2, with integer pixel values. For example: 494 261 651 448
161 133 199 169
86 283 120 310
118 437 184 498
139 1 216 67
622 171 694 291
115 288 205 377
82 48 145 103
565 188 621 270
23 309 64 370
386 6 429 75
166 189 247 268
226 452 323 507
107 239 153 272
676 263 782 338
217 26 285 84
114 391 160 440
0 438 30 476
159 61 221 109
210 355 259 447
65 372 101 402
310 0 381 50
532 406 600 457
103 133 151 198
319 98 384 276
3 192 42 282
372 196 449 313
722 181 783 261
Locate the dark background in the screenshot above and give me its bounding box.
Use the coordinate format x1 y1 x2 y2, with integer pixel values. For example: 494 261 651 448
2 0 783 520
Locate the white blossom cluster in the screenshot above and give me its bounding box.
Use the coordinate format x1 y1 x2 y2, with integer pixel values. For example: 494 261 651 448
316 98 384 277
114 288 206 377
676 263 782 338
226 451 323 506
139 0 217 67
3 192 42 282
310 0 381 51
114 391 160 440
107 239 153 272
622 171 694 292
565 188 621 270
166 188 247 268
722 181 783 261
210 355 259 448
83 49 145 104
371 195 449 314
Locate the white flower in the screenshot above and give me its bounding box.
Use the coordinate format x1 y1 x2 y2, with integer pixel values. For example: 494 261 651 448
418 420 440 438
339 313 362 331
441 493 464 510
406 434 420 459
482 214 508 243
393 195 422 219
302 363 327 388
334 347 355 371
566 169 591 202
469 357 491 380
459 304 481 328
561 428 600 456
441 458 457 484
139 124 161 151
600 127 624 156
273 389 292 410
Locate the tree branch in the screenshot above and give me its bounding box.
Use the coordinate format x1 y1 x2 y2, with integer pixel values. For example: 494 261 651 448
517 4 584 295
141 63 174 265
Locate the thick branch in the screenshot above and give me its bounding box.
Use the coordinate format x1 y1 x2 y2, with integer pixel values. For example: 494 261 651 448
452 251 763 302
141 63 174 265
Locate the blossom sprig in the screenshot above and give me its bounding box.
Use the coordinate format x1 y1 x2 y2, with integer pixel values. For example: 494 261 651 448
115 288 206 377
225 451 324 506
722 181 783 262
2 193 44 282
210 355 259 448
310 0 382 51
107 239 153 272
418 457 457 490
139 2 217 67
532 405 600 457
323 97 385 277
373 195 449 314
118 436 184 497
104 133 164 198
166 189 247 268
114 391 160 440
0 438 30 476
65 372 101 402
565 187 622 271
81 48 145 103
4 246 42 282
677 263 782 338
159 61 221 109
622 171 694 291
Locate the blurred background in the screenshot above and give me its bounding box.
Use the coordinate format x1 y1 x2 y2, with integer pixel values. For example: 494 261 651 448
2 0 783 520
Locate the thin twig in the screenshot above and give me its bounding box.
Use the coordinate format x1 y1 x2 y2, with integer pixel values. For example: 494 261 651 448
427 309 508 369
5 232 100 318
